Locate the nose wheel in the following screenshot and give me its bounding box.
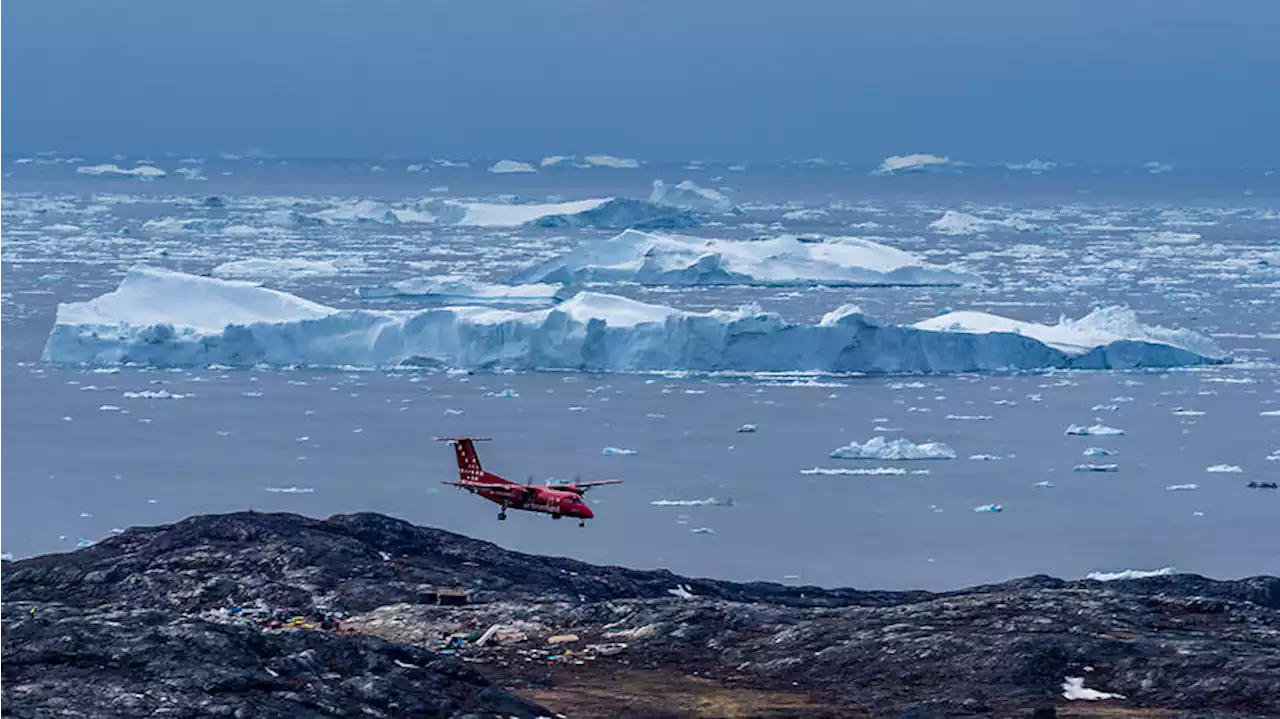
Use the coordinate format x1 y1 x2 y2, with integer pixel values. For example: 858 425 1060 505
498 508 507 521
579 519 586 528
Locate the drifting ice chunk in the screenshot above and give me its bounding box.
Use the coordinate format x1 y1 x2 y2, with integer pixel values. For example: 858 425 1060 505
968 454 1001 461
1205 464 1243 473
434 198 610 227
928 210 1034 235
1083 447 1117 457
872 154 956 175
801 467 908 476
830 437 956 461
77 164 166 178
690 527 715 535
1166 484 1198 491
122 390 186 399
972 504 1003 513
584 155 640 169
1260 410 1280 417
1073 464 1119 473
1087 567 1176 581
44 267 1228 373
736 424 758 433
1066 424 1125 437
602 447 637 456
310 200 399 224
1062 677 1126 701
651 498 733 506
512 229 982 287
488 159 537 174
357 276 561 305
649 180 736 213
212 258 348 281
1034 481 1054 488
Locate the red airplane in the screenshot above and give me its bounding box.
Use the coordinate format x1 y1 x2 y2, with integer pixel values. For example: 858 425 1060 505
437 437 621 527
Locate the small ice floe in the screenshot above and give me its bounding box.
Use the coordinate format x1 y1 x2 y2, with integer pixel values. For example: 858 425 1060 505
1246 481 1278 489
800 467 907 476
1171 407 1205 416
444 408 464 416
241 391 263 398
972 504 1003 513
76 538 95 548
1205 464 1243 473
668 584 696 599
651 497 733 507
946 414 993 421
830 437 956 460
602 447 637 456
99 405 123 412
1073 464 1119 473
1034 481 1054 488
1166 484 1199 491
690 527 715 535
568 406 586 411
122 390 187 399
968 454 1002 461
1065 424 1124 436
736 424 758 433
1260 410 1280 417
263 486 315 493
1091 404 1119 412
484 389 519 398
1062 677 1126 701
1083 447 1117 457
1086 567 1176 581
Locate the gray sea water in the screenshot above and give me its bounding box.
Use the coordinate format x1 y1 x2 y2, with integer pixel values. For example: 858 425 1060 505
3 156 1278 590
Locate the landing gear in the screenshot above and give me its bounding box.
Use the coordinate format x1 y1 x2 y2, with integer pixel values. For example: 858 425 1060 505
578 519 586 528
497 508 507 521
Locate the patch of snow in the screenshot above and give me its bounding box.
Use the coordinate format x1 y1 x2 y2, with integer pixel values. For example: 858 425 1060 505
1062 677 1126 701
830 437 956 461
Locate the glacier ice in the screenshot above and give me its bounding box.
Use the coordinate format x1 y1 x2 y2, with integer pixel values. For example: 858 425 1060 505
488 160 537 174
43 266 1229 373
830 437 956 461
648 180 736 214
511 229 982 287
357 275 561 305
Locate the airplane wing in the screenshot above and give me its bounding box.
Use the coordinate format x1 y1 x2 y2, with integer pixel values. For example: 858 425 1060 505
553 479 623 494
442 481 519 491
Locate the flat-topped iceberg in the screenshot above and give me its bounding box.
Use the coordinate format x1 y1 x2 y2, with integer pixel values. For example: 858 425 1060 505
511 229 982 287
357 275 561 305
44 266 1228 372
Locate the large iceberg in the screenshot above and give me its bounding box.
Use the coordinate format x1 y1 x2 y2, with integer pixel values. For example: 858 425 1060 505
431 198 610 227
44 266 1228 372
356 275 562 305
532 198 699 230
872 154 958 175
648 180 737 214
76 164 166 179
511 229 982 287
830 437 956 460
488 160 537 174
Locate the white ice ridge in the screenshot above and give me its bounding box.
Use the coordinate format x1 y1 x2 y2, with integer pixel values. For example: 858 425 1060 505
44 266 1229 372
648 180 736 213
829 437 956 461
357 275 561 305
511 229 982 287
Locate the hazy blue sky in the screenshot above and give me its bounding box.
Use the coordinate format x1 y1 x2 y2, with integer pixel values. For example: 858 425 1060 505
4 1 1277 166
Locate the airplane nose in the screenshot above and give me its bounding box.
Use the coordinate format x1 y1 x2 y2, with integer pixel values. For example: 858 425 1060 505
580 504 594 519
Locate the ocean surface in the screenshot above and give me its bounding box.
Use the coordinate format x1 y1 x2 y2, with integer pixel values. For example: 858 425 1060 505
3 155 1278 590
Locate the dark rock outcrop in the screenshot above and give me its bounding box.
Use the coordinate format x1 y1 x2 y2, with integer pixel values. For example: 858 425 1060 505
4 511 1278 718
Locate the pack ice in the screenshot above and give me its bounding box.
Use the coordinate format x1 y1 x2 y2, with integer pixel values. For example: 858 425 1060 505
44 266 1229 372
357 275 562 305
510 229 983 287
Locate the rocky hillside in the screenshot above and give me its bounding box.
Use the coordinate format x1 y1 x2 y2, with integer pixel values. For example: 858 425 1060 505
3 511 1278 718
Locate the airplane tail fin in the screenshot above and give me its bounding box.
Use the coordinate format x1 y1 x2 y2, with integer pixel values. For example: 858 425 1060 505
434 437 501 484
